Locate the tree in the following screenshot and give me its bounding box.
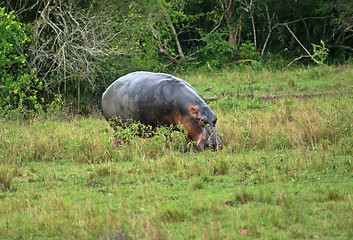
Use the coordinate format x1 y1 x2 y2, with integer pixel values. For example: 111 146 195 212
324 1 353 56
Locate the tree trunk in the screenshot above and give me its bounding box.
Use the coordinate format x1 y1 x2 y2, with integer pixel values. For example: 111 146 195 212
77 77 80 113
228 14 242 49
249 0 256 49
219 0 244 49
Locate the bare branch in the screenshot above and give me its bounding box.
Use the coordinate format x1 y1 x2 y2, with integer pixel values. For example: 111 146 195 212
283 24 324 65
207 62 218 76
170 23 185 59
4 0 42 16
27 1 122 110
151 25 185 71
282 55 310 71
261 15 327 58
326 45 353 52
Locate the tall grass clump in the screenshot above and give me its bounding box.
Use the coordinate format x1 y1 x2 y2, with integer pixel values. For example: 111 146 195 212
0 114 118 164
217 96 353 152
0 164 20 192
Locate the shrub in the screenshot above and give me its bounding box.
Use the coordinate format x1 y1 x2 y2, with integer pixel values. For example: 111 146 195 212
199 29 233 68
0 8 43 116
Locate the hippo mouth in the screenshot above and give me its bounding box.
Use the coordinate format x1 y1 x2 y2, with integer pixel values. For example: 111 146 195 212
194 125 222 151
207 128 223 150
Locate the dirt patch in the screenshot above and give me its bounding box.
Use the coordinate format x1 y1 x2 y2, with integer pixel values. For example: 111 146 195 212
86 181 105 188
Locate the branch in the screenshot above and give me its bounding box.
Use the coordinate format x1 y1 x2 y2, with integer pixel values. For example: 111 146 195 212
209 11 226 34
160 49 185 71
30 1 119 91
283 24 311 56
326 45 353 52
282 55 310 71
207 62 218 76
151 26 185 71
283 24 325 66
260 15 327 57
5 0 42 16
170 23 185 59
261 3 275 57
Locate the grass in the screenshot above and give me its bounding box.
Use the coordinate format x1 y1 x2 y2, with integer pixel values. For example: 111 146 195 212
1 64 353 239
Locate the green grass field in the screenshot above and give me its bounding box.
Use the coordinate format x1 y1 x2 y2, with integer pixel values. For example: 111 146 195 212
1 65 353 239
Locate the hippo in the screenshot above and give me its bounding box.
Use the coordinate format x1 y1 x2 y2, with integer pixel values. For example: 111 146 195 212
101 71 222 151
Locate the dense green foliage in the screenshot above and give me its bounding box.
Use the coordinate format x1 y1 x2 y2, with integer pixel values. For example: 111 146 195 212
0 66 352 239
0 0 352 114
0 7 42 116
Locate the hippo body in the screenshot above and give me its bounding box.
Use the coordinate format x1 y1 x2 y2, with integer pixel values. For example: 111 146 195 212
102 71 222 151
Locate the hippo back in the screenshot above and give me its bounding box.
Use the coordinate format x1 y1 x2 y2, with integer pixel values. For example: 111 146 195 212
102 71 206 126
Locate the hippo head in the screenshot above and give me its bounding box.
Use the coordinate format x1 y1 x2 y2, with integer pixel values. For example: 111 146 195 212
184 105 223 151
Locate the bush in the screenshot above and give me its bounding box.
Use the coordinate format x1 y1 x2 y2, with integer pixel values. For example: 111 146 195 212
237 41 263 69
0 7 43 116
199 29 233 68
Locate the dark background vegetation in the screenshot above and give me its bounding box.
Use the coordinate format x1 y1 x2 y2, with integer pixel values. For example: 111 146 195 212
1 0 352 116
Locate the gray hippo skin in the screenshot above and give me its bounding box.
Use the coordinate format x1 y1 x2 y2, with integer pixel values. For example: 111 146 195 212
101 71 222 151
